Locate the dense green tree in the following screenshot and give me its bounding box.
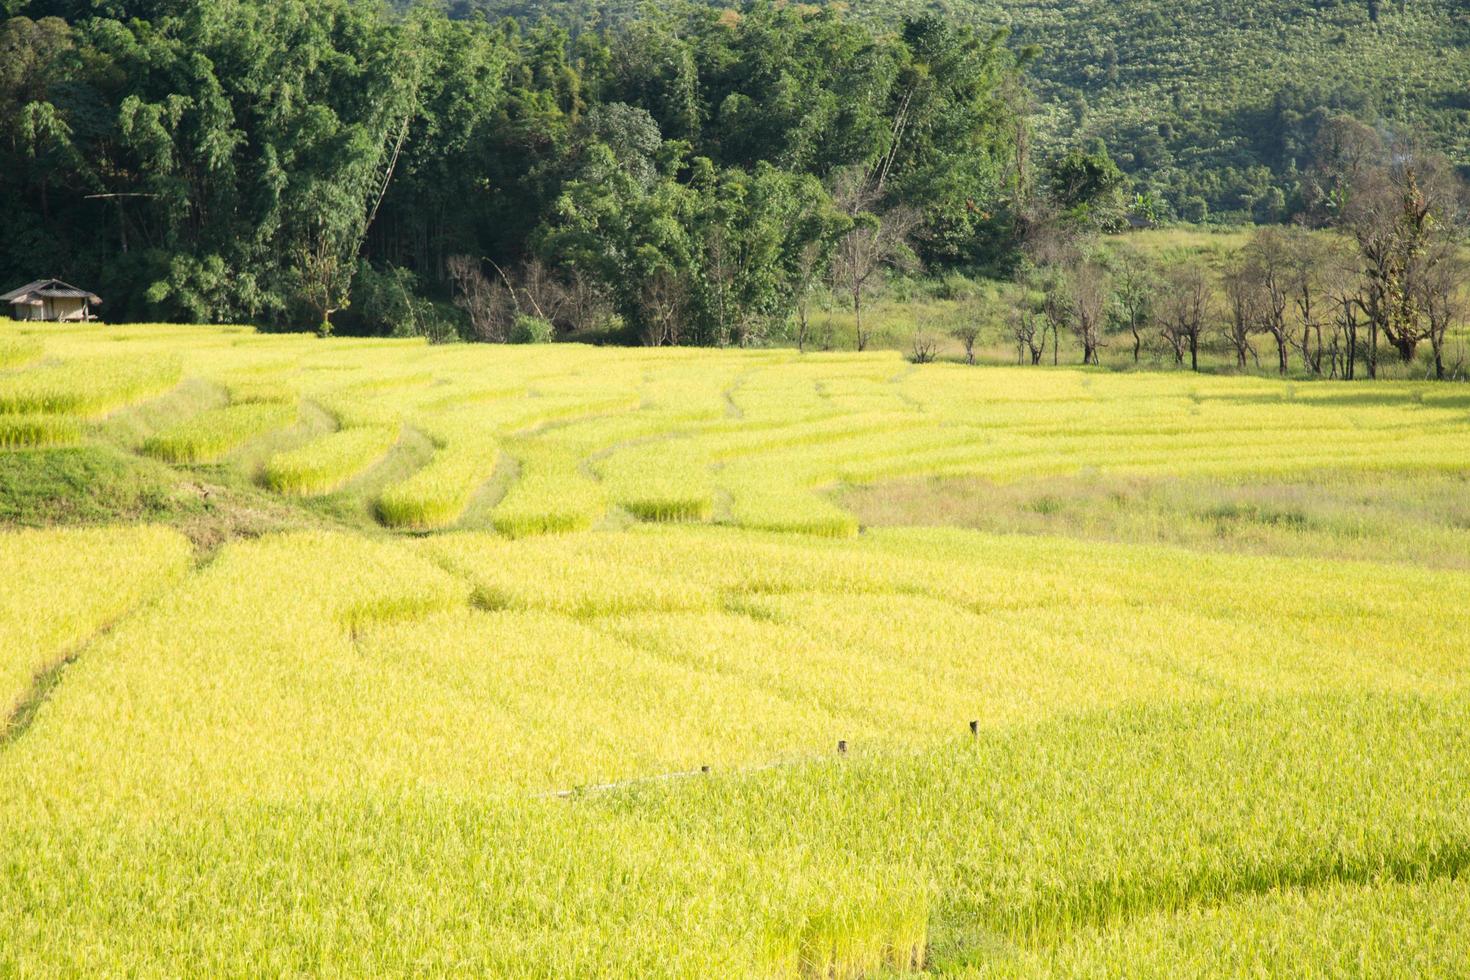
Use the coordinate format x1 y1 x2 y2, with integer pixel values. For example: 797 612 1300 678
0 0 1028 336
1048 141 1129 231
452 0 1470 223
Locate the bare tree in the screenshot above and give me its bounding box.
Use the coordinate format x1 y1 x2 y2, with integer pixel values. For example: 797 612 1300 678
949 288 996 365
1240 227 1294 373
561 270 615 336
1011 306 1047 365
1302 114 1383 223
1159 265 1212 371
1222 257 1263 370
829 208 920 351
447 255 512 342
452 258 615 341
792 239 827 353
1040 267 1072 367
909 328 940 364
1111 245 1157 363
639 268 689 347
950 320 981 365
1414 242 1470 380
830 170 921 351
1285 228 1339 374
516 258 570 326
1070 260 1109 366
1323 252 1364 380
1026 226 1103 367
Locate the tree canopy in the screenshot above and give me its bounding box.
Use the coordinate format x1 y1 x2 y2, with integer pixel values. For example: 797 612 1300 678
0 0 1027 336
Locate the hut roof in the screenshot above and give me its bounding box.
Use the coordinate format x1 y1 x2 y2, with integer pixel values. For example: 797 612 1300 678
2 278 102 304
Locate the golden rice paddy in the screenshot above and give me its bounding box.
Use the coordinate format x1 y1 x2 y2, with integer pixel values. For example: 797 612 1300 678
1 320 1468 976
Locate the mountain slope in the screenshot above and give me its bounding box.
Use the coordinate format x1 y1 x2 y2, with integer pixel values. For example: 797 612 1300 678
964 0 1470 218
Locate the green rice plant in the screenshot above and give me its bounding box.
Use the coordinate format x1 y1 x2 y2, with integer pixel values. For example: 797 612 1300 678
375 438 500 529
0 413 83 449
0 525 191 720
141 401 297 463
0 336 43 369
491 442 607 537
312 390 402 429
719 460 860 537
0 355 180 416
221 377 296 405
0 516 1466 972
425 532 717 617
262 424 400 496
596 440 714 522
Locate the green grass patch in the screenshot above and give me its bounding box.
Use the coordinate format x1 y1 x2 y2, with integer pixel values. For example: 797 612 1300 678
840 469 1470 568
0 445 184 526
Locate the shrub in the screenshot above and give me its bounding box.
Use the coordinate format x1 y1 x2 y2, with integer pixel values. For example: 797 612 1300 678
510 314 555 344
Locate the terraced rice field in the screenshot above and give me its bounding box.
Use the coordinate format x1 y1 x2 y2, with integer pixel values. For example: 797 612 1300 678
2 319 1469 976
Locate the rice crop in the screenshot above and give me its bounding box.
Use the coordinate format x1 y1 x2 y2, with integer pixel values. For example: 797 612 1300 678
4 321 1470 975
0 525 190 721
0 336 43 369
312 390 402 429
720 459 861 536
596 440 714 522
0 356 180 416
14 324 1469 538
376 437 500 529
0 413 82 449
491 442 608 536
263 424 400 496
141 401 298 463
221 377 296 405
989 876 1470 977
1 585 1465 974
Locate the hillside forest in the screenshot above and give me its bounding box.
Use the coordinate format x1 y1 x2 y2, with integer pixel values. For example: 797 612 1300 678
2 0 1467 379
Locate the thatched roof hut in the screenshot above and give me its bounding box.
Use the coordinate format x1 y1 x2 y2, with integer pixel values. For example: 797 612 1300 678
2 279 102 322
